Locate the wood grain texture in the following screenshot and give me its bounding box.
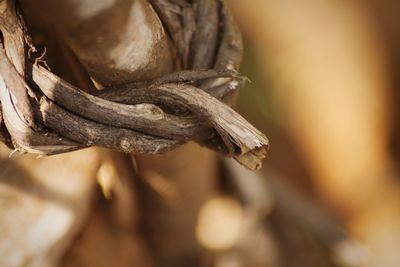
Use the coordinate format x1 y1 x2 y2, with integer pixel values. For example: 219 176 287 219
0 0 268 170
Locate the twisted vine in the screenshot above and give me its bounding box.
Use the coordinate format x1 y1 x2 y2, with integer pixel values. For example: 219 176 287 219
0 0 269 170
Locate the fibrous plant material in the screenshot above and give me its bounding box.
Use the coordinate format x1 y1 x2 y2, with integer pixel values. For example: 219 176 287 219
0 0 268 170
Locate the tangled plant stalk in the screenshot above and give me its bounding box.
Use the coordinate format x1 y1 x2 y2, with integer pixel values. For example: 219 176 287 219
0 0 269 170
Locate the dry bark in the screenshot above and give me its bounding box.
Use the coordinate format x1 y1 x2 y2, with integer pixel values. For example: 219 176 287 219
0 0 268 170
0 1 268 267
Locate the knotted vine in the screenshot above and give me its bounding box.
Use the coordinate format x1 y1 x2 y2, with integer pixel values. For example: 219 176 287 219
0 0 269 170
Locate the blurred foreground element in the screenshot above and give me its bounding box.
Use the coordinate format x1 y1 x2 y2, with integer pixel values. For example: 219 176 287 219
0 144 100 267
228 0 400 266
62 151 154 267
136 143 219 267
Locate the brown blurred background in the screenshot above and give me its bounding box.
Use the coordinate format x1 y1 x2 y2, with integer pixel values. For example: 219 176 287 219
230 0 400 266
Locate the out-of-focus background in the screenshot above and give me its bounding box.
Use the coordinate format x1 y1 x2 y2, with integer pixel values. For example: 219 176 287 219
229 0 400 266
1 0 400 267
